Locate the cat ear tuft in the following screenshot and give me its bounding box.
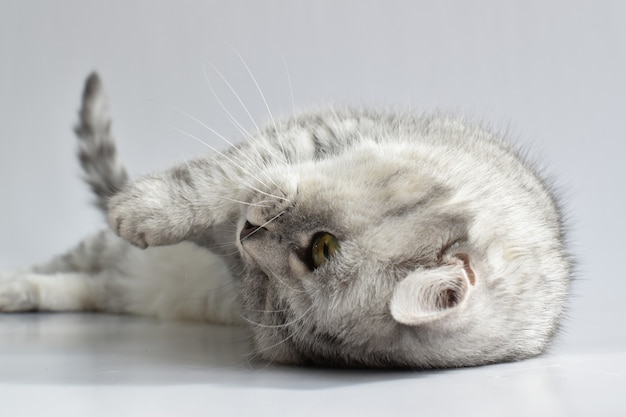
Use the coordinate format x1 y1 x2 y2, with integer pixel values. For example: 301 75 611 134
390 259 474 326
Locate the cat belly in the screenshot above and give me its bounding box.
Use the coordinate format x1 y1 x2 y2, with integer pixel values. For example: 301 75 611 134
121 241 242 325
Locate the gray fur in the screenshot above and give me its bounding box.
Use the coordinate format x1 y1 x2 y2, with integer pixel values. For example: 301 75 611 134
74 72 128 211
0 74 572 369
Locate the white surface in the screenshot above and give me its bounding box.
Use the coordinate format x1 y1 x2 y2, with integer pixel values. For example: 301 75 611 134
0 314 623 417
1 1 625 416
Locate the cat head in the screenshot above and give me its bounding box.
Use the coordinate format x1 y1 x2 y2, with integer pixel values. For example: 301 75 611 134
235 136 569 368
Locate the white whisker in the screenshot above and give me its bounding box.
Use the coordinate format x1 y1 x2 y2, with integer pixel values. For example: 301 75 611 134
270 271 307 294
203 240 238 250
221 197 272 208
169 126 287 201
239 305 312 330
282 57 297 119
240 211 286 241
202 63 255 141
167 104 279 187
203 62 290 178
247 307 290 314
247 310 313 360
168 104 244 152
207 63 262 136
232 48 278 134
232 48 289 163
257 210 286 228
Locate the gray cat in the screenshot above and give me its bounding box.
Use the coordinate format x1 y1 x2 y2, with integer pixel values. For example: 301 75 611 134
0 73 571 368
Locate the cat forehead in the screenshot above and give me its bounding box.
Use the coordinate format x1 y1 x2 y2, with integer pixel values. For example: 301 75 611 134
247 159 460 262
290 143 437 197
291 154 446 222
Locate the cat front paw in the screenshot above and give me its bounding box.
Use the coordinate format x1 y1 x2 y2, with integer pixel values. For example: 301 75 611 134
107 179 196 248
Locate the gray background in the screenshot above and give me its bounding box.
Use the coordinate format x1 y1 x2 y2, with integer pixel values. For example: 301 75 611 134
1 1 624 416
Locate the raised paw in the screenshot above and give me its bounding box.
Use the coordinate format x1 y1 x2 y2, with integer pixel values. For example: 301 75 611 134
107 178 196 248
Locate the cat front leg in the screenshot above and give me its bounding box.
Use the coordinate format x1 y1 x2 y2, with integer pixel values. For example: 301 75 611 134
108 158 245 248
108 174 196 248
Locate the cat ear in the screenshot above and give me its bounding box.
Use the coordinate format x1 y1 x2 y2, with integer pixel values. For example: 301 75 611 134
390 255 475 326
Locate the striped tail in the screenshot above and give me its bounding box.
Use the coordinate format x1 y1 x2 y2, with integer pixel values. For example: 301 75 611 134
74 72 128 212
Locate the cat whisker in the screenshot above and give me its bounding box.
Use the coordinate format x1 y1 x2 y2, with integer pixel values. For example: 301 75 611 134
232 49 279 134
282 57 297 119
246 307 290 314
236 347 270 371
205 62 290 169
179 141 288 205
170 126 286 200
185 74 288 191
240 211 286 241
167 104 239 147
260 210 287 228
227 169 290 204
230 52 293 173
226 333 255 345
238 306 312 330
206 62 262 134
221 197 272 208
268 269 307 294
171 125 270 190
202 241 238 251
241 183 291 204
168 104 266 173
223 249 243 258
263 332 300 367
245 309 312 366
202 63 256 141
206 62 289 164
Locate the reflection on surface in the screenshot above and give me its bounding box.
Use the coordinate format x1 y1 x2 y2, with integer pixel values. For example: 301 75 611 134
0 314 252 385
0 313 625 417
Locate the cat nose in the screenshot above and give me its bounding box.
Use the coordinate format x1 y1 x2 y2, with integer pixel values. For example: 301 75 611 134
240 221 264 241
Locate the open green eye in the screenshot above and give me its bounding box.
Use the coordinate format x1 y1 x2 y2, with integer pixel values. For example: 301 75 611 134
311 232 340 269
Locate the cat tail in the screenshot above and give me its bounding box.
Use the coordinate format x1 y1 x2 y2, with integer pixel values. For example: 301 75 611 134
74 72 129 213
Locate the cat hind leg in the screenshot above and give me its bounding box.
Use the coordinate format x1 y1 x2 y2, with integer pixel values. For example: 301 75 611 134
0 230 130 313
0 271 108 312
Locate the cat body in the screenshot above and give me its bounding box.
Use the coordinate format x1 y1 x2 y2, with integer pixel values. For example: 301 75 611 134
0 74 571 368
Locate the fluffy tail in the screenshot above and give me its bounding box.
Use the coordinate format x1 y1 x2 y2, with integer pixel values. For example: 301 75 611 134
74 73 129 212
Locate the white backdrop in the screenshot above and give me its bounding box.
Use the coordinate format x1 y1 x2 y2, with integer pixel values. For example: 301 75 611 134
1 1 625 414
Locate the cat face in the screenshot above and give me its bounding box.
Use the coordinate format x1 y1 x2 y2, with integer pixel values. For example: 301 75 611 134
236 143 501 368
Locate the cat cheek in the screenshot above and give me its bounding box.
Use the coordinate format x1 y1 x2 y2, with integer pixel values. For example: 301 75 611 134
288 253 310 278
389 262 473 326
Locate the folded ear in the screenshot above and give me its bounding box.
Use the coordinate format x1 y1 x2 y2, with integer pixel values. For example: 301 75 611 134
390 256 475 326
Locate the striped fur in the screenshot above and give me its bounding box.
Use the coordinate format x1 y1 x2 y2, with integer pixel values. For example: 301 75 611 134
74 73 128 211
